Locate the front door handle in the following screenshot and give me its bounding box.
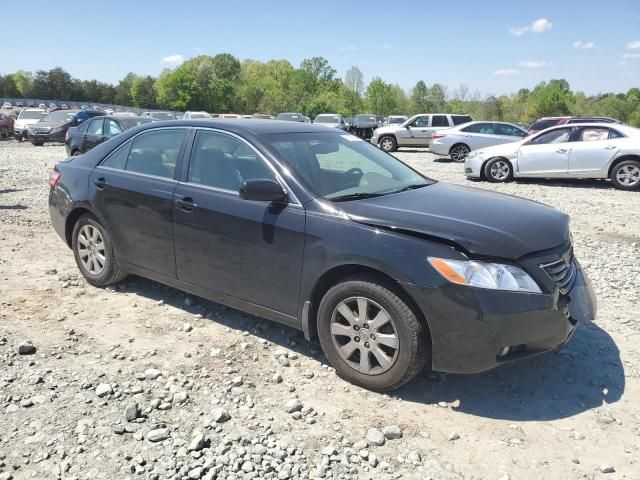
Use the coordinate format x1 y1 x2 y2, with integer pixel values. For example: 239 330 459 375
604 145 617 150
556 148 568 154
175 197 197 212
93 177 107 189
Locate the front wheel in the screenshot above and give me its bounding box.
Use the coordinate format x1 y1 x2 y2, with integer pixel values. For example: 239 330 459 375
484 158 513 183
610 160 640 191
379 136 397 152
449 143 470 162
72 214 127 287
317 278 429 391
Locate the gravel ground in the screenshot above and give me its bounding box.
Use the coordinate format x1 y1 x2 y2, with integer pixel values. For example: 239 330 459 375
0 140 639 480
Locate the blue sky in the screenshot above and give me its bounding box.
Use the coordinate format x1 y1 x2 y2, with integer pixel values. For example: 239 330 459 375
4 0 639 96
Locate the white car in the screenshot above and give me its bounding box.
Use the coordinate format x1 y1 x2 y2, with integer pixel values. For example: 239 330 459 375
430 121 528 162
465 123 640 190
313 113 347 130
183 111 213 120
14 108 47 142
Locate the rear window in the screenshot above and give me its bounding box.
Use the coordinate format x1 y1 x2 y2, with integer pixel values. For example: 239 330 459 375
451 115 473 125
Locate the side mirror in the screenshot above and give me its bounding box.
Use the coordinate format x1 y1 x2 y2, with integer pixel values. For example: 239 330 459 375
239 179 288 203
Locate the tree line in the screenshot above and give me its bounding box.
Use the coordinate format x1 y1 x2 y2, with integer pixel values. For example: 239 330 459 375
1 54 639 126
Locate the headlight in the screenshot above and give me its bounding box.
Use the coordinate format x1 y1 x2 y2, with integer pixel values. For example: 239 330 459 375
428 257 541 293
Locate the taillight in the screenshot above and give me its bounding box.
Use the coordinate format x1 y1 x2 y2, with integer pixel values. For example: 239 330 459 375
431 133 446 140
49 170 61 188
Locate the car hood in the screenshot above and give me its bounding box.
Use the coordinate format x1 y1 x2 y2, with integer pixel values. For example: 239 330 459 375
15 119 41 128
473 141 523 159
29 121 68 129
338 182 569 260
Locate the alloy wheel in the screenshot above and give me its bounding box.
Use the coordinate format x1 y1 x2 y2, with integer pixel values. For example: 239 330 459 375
490 160 511 180
330 296 399 375
77 224 106 275
616 165 640 187
450 145 470 162
380 138 394 152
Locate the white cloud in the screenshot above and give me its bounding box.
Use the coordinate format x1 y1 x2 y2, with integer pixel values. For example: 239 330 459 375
622 53 640 59
573 40 595 49
518 60 550 68
493 69 520 76
161 54 184 64
338 45 357 52
510 18 552 36
627 40 640 49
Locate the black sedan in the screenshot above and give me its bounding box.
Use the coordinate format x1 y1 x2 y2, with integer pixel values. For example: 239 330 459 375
65 115 154 156
48 120 597 391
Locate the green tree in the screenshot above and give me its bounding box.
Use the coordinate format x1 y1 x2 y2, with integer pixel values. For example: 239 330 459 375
410 81 431 113
131 76 157 109
365 77 394 115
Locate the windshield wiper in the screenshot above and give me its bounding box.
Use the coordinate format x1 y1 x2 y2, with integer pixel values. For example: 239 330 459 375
385 183 429 194
330 192 386 202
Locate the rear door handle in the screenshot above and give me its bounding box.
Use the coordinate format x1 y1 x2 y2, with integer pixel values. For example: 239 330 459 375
93 177 107 189
175 197 197 212
604 145 617 150
556 148 568 154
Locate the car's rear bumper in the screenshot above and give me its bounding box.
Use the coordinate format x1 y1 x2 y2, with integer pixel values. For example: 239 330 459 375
400 261 596 374
429 141 450 156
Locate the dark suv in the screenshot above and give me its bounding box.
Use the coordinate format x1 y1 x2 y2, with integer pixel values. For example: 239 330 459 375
28 110 105 146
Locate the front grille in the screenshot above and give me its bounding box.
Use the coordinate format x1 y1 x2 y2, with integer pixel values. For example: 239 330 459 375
540 257 576 294
31 128 51 134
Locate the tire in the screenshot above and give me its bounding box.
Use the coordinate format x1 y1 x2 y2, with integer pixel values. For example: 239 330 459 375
317 277 429 391
484 157 513 183
17 135 23 143
32 142 43 146
71 150 81 156
71 214 127 287
610 160 640 191
379 135 397 152
449 143 470 163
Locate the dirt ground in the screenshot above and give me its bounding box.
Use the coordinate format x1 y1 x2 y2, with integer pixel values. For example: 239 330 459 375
0 140 639 480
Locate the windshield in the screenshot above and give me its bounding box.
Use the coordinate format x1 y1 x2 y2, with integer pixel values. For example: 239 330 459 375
388 117 406 124
41 110 77 123
315 115 340 123
354 115 377 123
189 112 212 118
151 112 174 120
18 110 47 120
263 132 431 200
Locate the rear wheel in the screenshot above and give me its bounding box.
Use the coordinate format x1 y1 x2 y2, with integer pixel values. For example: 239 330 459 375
610 160 640 191
379 136 397 152
317 277 429 391
72 214 127 287
449 143 470 162
484 158 513 183
71 150 81 156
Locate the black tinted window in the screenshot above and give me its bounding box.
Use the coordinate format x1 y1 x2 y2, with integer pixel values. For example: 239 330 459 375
452 115 473 125
431 115 449 127
495 123 525 137
188 131 275 192
461 123 495 134
125 129 186 178
530 119 562 131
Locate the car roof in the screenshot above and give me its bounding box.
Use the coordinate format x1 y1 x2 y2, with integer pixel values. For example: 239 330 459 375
102 115 150 121
135 119 341 135
535 122 637 136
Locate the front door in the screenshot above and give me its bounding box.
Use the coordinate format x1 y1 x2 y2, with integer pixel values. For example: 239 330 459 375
517 127 572 177
90 127 189 277
173 129 305 317
397 115 430 146
83 118 106 152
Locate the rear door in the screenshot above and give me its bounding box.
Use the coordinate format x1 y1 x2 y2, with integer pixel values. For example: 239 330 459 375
494 123 527 144
459 122 498 150
90 127 189 277
427 115 449 145
172 129 306 316
517 127 572 177
568 127 622 176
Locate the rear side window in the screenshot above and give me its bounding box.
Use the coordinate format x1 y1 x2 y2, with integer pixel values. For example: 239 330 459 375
462 123 495 134
452 115 473 125
107 119 123 136
431 115 449 127
102 141 130 170
87 119 104 135
609 129 625 139
578 127 609 142
125 129 186 178
495 123 525 137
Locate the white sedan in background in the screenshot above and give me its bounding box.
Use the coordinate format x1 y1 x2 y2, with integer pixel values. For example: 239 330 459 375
465 123 640 190
430 121 528 162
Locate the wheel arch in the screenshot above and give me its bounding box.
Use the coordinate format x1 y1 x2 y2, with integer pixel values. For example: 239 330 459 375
378 133 397 144
307 264 432 347
481 156 513 179
607 154 640 178
64 207 97 247
448 142 470 154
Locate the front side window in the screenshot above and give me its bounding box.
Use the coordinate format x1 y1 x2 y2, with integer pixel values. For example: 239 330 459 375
264 132 431 200
577 127 609 142
431 115 449 127
188 130 276 191
462 123 495 134
125 129 186 178
495 123 525 137
530 128 572 145
411 116 429 128
87 119 104 136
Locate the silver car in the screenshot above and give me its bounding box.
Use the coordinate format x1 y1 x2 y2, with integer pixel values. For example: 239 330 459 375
465 123 640 190
371 113 473 152
430 121 528 162
314 113 347 130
